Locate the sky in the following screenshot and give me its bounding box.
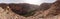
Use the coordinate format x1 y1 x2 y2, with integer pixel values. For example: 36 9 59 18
0 0 56 5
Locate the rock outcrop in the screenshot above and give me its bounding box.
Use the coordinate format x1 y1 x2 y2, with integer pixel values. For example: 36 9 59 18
0 0 60 19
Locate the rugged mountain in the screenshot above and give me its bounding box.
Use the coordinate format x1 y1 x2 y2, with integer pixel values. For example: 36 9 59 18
0 3 40 17
9 3 40 17
39 3 52 11
0 0 60 19
41 0 60 17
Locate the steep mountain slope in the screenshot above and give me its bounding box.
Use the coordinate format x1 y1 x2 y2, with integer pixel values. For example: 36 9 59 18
9 3 40 17
0 0 60 19
39 3 52 11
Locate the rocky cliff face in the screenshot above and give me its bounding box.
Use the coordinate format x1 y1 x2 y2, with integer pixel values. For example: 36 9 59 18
0 3 40 17
9 3 40 17
42 0 60 18
0 0 60 19
53 0 60 15
39 3 52 11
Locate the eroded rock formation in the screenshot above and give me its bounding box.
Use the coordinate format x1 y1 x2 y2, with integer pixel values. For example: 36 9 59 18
0 0 60 19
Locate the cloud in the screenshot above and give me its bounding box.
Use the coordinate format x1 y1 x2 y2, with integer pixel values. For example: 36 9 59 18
0 0 56 5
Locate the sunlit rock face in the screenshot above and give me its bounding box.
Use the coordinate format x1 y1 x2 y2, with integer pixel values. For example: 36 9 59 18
43 1 60 16
53 0 60 14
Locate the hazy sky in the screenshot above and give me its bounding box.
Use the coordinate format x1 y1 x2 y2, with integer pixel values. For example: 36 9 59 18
0 0 56 5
